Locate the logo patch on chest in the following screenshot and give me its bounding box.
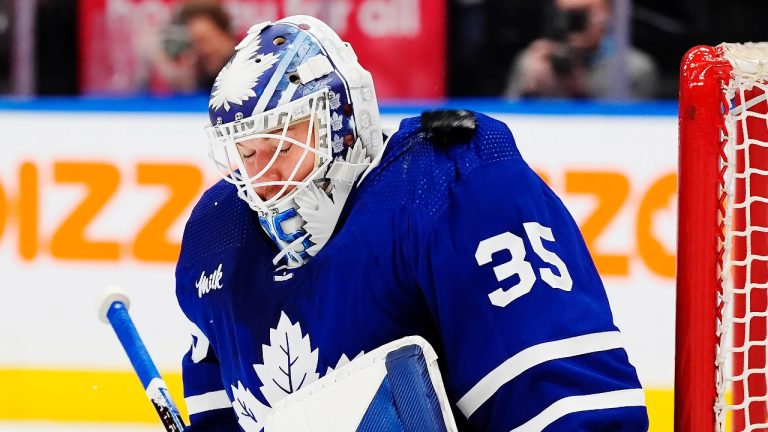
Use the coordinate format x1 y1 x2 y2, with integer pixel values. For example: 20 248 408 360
229 312 364 431
196 263 224 298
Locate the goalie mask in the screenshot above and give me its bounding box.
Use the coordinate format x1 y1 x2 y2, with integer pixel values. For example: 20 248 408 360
204 16 384 270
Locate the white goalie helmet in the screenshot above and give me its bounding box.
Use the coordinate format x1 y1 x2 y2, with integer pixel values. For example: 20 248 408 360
203 16 384 269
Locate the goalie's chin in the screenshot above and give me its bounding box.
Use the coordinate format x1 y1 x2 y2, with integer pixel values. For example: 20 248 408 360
254 184 297 202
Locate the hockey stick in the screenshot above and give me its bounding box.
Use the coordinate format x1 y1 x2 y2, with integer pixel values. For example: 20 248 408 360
98 288 186 432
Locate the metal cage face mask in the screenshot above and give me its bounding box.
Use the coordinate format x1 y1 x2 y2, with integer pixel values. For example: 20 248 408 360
205 90 333 212
202 16 385 269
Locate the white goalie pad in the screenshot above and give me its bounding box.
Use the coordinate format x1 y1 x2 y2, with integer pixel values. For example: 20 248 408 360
264 336 458 432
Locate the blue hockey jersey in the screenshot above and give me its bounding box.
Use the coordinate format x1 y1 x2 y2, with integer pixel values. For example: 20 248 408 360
176 112 649 431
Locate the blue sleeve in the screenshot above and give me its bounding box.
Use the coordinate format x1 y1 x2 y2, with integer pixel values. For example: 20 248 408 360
176 181 243 431
181 334 240 431
411 157 649 431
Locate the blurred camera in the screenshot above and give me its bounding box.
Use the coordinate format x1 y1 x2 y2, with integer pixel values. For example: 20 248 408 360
550 7 589 40
162 23 190 59
547 7 589 77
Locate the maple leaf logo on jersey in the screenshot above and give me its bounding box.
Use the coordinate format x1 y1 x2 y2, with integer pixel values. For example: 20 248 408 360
231 381 270 432
231 312 319 431
230 312 367 431
209 33 279 112
254 312 319 404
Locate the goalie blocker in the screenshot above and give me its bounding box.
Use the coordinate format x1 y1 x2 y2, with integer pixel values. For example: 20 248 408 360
264 336 458 432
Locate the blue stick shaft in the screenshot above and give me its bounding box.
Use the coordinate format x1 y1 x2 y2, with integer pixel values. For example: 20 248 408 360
106 300 186 431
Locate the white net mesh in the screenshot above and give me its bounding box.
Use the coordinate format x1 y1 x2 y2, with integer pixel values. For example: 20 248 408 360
718 42 768 432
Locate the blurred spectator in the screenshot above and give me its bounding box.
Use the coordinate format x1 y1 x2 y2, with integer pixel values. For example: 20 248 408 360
504 0 659 99
141 0 235 94
449 0 550 97
177 0 236 91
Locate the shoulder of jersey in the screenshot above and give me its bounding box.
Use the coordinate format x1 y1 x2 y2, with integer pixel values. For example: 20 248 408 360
178 179 255 265
395 110 511 150
368 111 517 183
352 111 517 218
395 110 514 158
187 178 243 225
420 109 479 146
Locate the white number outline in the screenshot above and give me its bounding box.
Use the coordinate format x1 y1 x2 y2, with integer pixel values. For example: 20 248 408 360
475 232 536 307
474 223 573 307
523 222 573 292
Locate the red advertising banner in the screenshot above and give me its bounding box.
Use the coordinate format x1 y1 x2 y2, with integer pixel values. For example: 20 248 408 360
79 0 445 99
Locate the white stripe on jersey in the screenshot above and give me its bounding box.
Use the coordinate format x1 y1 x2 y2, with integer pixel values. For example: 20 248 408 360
457 331 626 418
510 388 646 432
186 390 231 415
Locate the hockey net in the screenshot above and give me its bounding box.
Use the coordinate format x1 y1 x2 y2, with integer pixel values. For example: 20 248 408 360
677 43 768 432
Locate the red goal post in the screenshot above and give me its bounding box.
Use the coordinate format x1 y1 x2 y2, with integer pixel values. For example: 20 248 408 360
677 43 768 432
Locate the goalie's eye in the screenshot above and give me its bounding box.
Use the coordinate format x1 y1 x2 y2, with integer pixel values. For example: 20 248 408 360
238 141 293 161
236 142 257 160
240 149 256 160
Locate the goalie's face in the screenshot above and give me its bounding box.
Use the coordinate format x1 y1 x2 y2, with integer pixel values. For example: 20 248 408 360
205 91 333 213
236 119 316 200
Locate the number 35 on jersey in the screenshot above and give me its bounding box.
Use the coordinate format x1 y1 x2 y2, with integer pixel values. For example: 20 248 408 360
475 222 573 307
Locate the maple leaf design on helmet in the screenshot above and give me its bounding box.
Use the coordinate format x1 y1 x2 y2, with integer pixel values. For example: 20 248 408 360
209 33 280 112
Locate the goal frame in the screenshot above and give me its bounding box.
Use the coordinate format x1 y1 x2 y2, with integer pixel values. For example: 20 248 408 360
676 44 768 432
676 44 730 432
